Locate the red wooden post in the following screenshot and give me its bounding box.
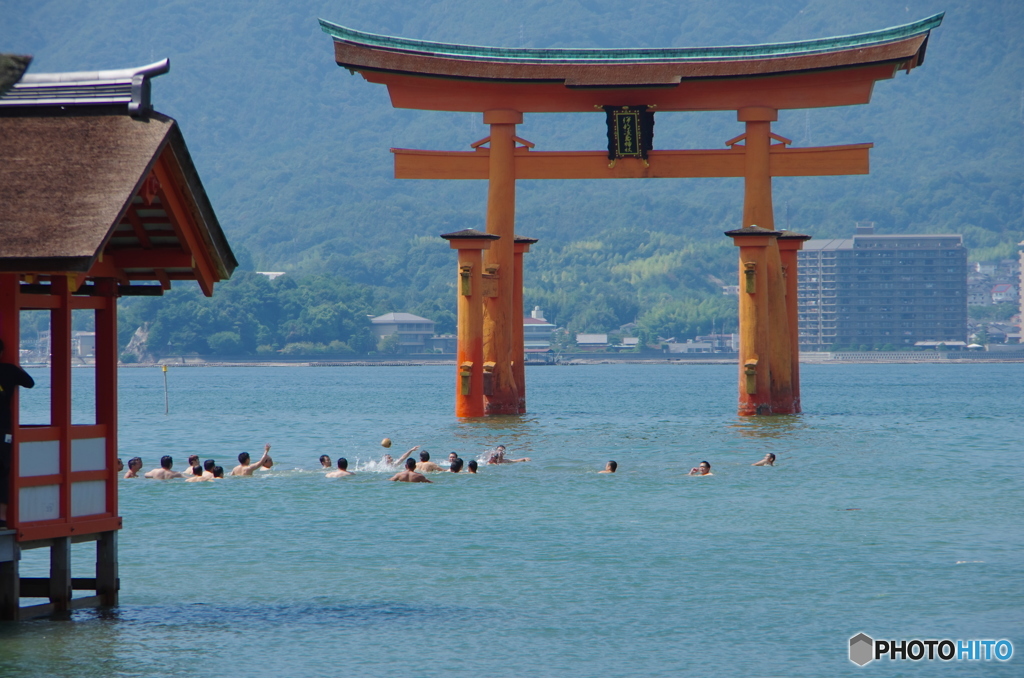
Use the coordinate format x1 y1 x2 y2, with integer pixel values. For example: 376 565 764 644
0 274 20 526
778 232 812 414
51 278 72 526
94 279 119 518
513 236 537 415
442 230 498 417
482 110 522 415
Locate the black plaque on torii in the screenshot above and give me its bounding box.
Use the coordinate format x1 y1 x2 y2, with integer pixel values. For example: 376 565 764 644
604 105 655 161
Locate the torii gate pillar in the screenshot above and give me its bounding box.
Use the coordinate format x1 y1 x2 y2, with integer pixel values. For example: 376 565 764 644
441 230 499 417
482 110 522 415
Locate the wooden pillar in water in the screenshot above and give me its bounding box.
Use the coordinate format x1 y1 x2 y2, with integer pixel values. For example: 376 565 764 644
49 536 71 614
766 236 794 414
727 106 791 415
777 232 811 414
482 110 521 415
512 236 537 414
726 228 778 415
96 530 118 606
442 229 499 417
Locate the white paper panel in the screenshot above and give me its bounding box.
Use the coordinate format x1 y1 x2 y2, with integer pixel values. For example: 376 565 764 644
72 437 106 472
19 484 60 522
18 440 60 477
71 480 106 517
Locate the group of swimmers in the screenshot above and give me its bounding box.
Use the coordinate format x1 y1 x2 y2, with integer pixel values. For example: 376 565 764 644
120 444 277 481
117 439 778 483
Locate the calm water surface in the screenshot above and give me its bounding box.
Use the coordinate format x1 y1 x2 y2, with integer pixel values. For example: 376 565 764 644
1 363 1021 677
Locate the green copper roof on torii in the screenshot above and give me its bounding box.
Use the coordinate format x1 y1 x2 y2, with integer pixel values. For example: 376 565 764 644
319 13 943 64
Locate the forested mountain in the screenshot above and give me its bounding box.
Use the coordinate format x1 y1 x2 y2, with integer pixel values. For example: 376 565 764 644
5 0 1022 353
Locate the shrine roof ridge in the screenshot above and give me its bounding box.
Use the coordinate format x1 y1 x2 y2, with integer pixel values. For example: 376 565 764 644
320 14 942 65
0 59 169 116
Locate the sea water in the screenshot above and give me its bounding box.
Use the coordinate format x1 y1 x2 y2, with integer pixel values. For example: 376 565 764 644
0 363 1021 677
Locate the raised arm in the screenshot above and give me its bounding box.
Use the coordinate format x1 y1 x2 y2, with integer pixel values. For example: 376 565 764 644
395 445 418 465
250 443 271 469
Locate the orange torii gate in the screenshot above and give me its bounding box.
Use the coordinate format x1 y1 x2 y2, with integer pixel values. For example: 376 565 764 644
320 14 941 416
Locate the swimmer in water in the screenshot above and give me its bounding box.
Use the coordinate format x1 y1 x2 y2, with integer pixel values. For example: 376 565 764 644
487 445 531 464
202 459 216 477
467 460 478 474
382 445 419 467
212 466 224 479
688 461 713 476
116 458 124 473
230 444 272 476
449 458 464 473
258 456 274 471
752 453 776 466
319 454 332 469
390 457 431 483
326 457 354 478
184 454 200 476
415 450 443 473
448 452 458 465
599 461 617 474
144 455 184 479
124 457 142 479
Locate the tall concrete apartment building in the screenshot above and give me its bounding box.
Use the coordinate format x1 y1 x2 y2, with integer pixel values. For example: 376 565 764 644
797 227 968 350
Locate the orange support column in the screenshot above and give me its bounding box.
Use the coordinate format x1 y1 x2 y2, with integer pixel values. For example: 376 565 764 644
482 109 521 415
726 228 779 415
0 275 19 526
442 229 499 417
512 236 537 414
51 278 72 525
777 232 812 414
766 237 794 414
93 279 119 518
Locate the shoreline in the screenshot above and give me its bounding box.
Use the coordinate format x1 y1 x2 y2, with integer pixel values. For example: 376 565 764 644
96 352 1024 367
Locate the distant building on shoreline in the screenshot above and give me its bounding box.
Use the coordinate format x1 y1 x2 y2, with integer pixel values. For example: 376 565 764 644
370 312 436 354
798 226 968 351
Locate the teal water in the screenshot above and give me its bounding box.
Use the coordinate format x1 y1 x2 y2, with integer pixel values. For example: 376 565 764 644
1 363 1021 677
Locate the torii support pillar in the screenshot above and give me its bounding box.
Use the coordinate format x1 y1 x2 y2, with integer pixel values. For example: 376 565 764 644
442 229 499 417
726 227 779 415
778 232 812 413
513 236 538 414
482 110 522 415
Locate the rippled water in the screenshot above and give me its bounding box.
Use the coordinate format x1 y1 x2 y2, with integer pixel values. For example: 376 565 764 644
1 363 1021 677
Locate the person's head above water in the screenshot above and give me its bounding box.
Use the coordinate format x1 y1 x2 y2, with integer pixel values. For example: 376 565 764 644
204 459 216 472
128 457 142 471
419 451 430 462
261 456 273 469
698 461 711 473
405 458 417 471
382 454 394 465
319 454 331 468
238 452 250 464
187 454 199 467
116 458 124 472
450 458 464 473
212 466 224 478
467 460 478 473
160 455 173 470
606 461 617 472
448 452 458 462
192 465 204 476
337 457 348 470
